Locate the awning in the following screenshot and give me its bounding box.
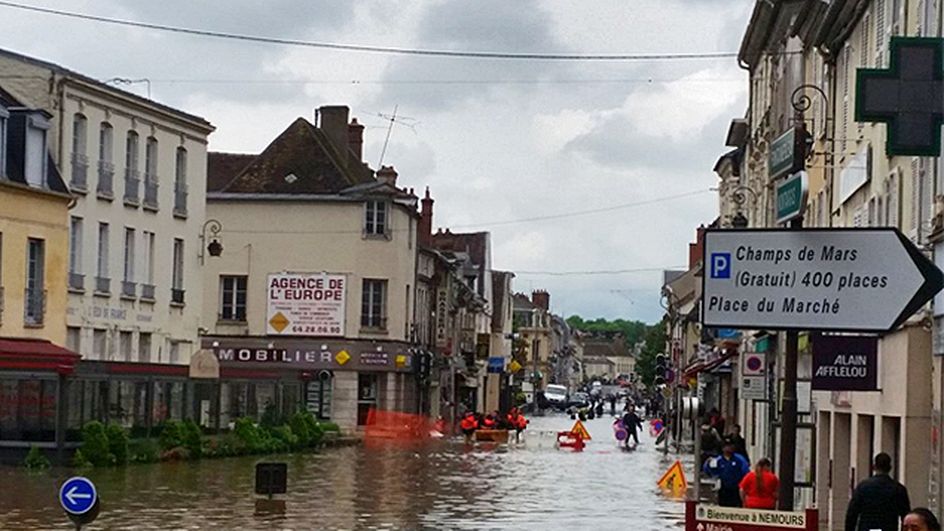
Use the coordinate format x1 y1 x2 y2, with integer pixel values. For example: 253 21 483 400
0 337 81 374
681 349 739 381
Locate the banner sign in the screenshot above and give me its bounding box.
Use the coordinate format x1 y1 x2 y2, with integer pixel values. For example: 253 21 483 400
812 335 878 391
266 273 346 336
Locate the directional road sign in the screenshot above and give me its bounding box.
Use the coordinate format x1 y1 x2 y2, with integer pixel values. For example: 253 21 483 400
702 228 944 332
59 476 97 515
686 502 818 531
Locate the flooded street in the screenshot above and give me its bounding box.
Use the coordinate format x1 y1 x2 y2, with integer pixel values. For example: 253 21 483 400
0 414 686 530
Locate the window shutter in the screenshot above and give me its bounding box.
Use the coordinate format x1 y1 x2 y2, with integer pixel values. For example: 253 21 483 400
853 205 864 227
921 157 933 237
841 46 851 156
888 170 899 229
875 0 886 66
912 157 921 234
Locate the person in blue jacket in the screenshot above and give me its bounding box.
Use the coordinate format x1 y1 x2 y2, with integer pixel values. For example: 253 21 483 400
703 440 750 507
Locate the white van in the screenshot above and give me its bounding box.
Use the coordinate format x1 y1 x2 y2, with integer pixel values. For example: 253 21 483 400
544 384 568 407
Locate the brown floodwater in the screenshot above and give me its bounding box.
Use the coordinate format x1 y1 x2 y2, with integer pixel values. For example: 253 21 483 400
0 414 686 530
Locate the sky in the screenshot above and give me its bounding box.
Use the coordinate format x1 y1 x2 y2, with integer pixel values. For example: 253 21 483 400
0 0 752 324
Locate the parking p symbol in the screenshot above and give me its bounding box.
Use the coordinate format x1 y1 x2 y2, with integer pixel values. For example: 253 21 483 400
710 253 731 279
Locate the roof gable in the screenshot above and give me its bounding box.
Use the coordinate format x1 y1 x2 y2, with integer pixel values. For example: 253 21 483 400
217 118 374 195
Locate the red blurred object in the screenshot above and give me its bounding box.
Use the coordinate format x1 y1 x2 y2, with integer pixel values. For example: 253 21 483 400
364 408 433 441
557 431 585 451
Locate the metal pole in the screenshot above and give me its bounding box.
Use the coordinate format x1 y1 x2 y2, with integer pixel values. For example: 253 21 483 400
693 402 701 501
778 216 802 510
532 337 540 413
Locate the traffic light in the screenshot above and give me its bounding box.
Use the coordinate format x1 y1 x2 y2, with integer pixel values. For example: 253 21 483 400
654 354 667 386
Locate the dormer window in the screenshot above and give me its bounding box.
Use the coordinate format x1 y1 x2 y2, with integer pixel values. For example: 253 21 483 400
24 114 50 188
365 200 389 237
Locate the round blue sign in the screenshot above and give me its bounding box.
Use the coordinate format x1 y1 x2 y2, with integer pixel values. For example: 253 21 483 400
59 476 97 515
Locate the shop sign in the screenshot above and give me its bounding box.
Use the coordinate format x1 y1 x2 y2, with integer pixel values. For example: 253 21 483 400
486 356 504 373
812 335 878 391
767 127 805 180
775 171 808 225
435 289 449 348
189 349 220 379
360 352 390 366
266 273 346 337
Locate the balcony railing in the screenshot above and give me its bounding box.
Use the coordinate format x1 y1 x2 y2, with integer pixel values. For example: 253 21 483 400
143 174 159 210
141 284 156 302
97 161 114 200
171 288 185 305
23 288 45 326
123 168 140 206
70 153 88 192
121 281 137 299
173 182 188 217
68 272 85 292
95 276 111 295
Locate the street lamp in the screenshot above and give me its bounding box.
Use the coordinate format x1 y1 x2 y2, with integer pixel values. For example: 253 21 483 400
728 185 757 228
199 219 224 265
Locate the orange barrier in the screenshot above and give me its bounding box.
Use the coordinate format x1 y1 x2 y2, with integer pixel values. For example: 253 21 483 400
557 430 585 451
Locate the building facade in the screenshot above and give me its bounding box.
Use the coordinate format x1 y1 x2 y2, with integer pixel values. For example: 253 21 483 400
203 106 420 433
0 48 214 366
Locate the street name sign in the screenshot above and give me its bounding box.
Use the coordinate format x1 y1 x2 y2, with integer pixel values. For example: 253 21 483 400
811 335 878 391
775 172 808 225
686 502 818 531
59 476 97 515
702 228 944 332
856 37 944 156
767 127 806 180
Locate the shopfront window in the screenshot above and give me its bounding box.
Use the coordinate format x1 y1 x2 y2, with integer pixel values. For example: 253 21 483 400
0 378 57 442
282 382 302 419
357 373 378 426
152 381 184 427
306 375 333 420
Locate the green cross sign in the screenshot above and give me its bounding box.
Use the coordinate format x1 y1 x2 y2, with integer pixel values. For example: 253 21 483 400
855 37 944 157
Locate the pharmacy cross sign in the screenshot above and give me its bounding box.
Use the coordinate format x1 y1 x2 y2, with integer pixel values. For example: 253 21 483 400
855 37 944 157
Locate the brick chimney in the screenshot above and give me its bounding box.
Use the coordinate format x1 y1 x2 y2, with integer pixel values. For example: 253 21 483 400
348 117 364 162
318 105 349 163
531 290 550 311
689 225 706 269
377 165 398 186
419 187 434 247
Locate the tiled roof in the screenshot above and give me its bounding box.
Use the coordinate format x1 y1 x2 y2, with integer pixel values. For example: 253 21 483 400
431 231 488 272
206 152 254 193
210 118 374 195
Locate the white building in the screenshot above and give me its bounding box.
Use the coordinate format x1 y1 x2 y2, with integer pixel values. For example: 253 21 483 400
0 48 214 365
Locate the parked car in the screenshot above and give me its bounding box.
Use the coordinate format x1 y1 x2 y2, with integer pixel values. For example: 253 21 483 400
569 391 591 408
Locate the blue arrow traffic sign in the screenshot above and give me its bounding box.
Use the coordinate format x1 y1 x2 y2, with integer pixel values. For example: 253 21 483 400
59 476 97 515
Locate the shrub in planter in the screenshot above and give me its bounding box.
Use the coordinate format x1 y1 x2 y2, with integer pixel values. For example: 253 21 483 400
129 439 160 463
260 402 283 429
181 420 203 458
23 446 50 470
234 417 268 453
106 423 129 465
71 448 92 468
289 411 321 447
158 420 184 453
81 421 114 467
270 425 299 450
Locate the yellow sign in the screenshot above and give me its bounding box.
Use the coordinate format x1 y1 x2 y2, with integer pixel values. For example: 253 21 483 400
570 420 591 440
656 460 688 499
509 360 522 373
268 312 290 333
395 354 407 368
335 350 351 365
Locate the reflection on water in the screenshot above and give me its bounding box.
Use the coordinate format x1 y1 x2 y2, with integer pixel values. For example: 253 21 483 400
0 414 686 530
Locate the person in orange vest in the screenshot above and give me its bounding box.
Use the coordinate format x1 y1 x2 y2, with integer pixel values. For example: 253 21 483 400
482 411 499 430
459 411 478 443
504 407 519 429
514 411 528 443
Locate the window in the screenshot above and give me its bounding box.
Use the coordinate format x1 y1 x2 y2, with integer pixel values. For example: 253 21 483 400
25 115 49 188
174 147 188 215
365 201 388 236
96 222 110 293
142 231 155 300
125 131 139 173
169 341 180 364
875 0 886 66
361 279 387 329
306 378 332 420
123 228 136 298
144 137 159 208
119 331 133 362
97 123 114 197
93 329 107 360
72 113 87 158
357 373 378 425
171 238 184 304
24 238 44 325
66 327 81 353
69 217 83 274
99 123 113 163
0 107 7 177
219 275 247 321
139 333 151 363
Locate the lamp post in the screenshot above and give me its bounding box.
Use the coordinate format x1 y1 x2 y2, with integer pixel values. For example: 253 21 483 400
199 219 224 265
728 185 757 228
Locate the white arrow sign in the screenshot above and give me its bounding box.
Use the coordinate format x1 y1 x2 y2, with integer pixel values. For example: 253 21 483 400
702 228 944 332
65 486 92 505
